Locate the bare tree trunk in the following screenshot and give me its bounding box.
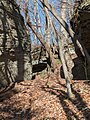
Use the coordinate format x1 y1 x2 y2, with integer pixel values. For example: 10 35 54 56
58 36 73 97
44 7 51 48
60 0 74 98
33 0 38 45
67 0 74 19
43 0 52 73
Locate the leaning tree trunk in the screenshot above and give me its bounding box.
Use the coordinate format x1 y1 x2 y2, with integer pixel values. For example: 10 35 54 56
60 0 74 98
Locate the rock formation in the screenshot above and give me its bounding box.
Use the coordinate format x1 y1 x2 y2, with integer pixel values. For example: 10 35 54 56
71 0 90 79
0 0 32 87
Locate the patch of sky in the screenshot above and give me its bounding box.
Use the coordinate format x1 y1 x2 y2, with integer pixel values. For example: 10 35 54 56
16 0 74 45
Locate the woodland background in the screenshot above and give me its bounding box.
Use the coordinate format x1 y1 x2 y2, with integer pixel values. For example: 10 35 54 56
0 0 90 119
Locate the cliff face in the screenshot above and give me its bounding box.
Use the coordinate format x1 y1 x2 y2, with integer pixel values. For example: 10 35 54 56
71 0 90 53
0 0 32 87
70 0 90 79
79 0 90 53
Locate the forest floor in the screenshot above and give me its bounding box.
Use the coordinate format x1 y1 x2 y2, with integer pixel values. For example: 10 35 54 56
0 68 90 120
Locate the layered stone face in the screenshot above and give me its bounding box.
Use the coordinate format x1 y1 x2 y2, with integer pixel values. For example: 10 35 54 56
79 5 90 53
71 0 90 54
70 0 90 79
0 0 32 86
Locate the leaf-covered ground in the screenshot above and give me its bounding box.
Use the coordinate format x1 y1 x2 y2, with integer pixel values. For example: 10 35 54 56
0 72 90 120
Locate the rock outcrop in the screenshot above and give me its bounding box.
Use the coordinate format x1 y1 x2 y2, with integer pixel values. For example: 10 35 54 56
71 0 90 79
71 0 90 53
0 0 32 87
